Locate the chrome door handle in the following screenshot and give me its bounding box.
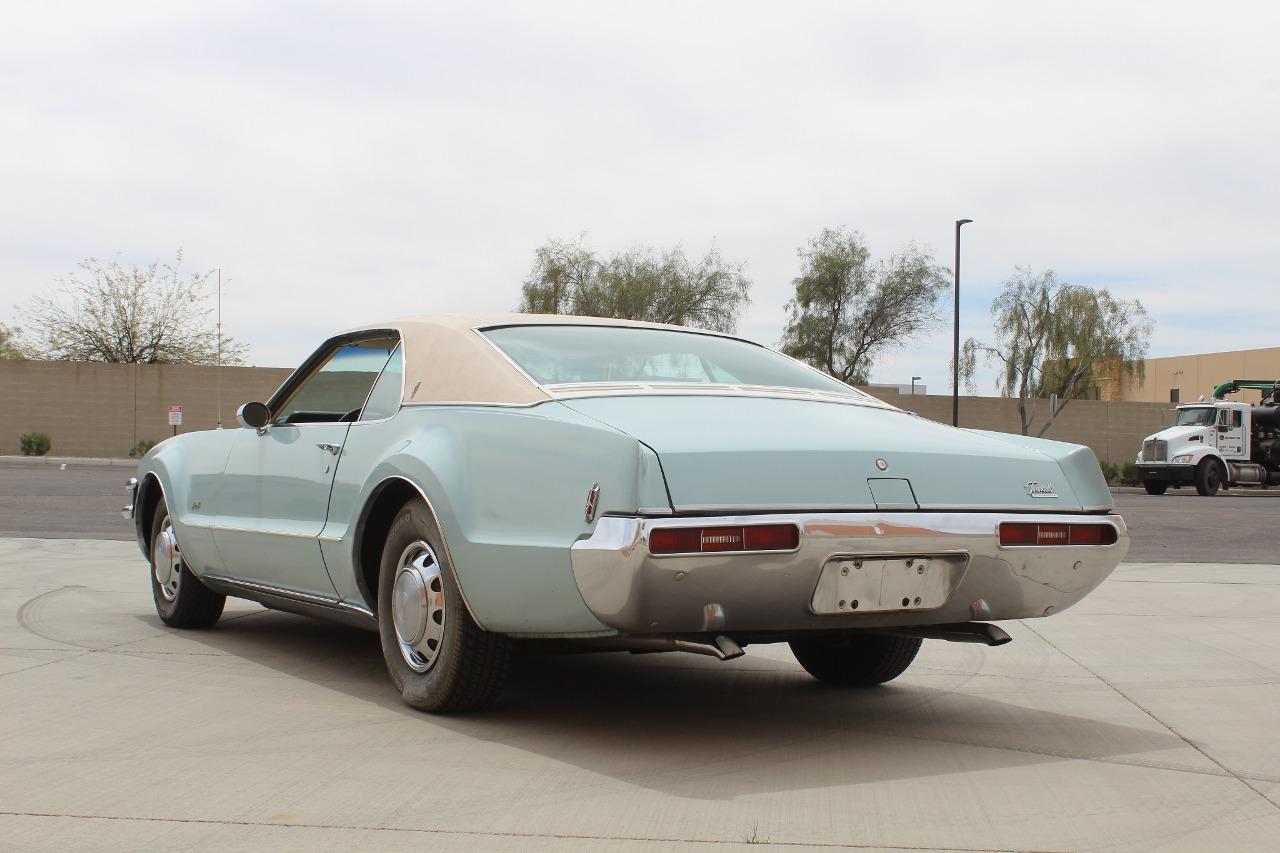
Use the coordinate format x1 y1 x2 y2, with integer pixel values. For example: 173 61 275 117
316 442 341 455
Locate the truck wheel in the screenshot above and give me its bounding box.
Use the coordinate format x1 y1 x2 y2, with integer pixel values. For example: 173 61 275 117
1143 481 1168 495
377 500 511 713
1194 458 1224 496
150 499 225 628
790 634 922 686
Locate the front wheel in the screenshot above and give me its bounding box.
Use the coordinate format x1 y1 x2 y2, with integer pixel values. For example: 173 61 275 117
790 634 922 686
1194 458 1224 496
1143 481 1169 495
377 501 511 713
149 499 225 628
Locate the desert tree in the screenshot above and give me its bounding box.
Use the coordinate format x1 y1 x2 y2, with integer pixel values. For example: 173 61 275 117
0 323 29 359
517 237 752 332
779 227 950 385
961 267 1151 436
22 251 245 364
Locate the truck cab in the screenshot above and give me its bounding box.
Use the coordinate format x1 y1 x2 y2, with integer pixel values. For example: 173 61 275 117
1136 380 1280 496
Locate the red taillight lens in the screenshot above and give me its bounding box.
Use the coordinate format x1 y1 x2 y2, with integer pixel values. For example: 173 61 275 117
1068 524 1118 545
999 522 1117 546
743 524 800 551
649 528 701 554
649 523 800 555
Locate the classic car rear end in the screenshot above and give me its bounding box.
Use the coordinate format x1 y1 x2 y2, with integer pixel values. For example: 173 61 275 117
129 314 1127 713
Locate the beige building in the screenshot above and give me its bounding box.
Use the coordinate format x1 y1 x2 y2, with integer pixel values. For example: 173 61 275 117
1105 346 1280 405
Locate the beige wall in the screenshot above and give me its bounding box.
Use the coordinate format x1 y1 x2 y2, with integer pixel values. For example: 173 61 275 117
2 359 1176 463
862 388 1172 464
1114 347 1280 405
2 360 291 458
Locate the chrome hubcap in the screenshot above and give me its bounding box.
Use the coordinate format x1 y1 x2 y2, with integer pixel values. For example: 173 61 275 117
153 518 181 602
391 540 447 672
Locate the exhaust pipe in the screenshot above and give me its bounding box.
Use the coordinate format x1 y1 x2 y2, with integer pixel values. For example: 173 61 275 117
878 622 1012 646
584 634 746 660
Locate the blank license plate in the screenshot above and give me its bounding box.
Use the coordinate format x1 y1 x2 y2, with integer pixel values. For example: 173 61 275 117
810 555 965 615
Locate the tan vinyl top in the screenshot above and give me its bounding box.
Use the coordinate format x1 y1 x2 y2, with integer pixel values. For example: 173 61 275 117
343 313 717 406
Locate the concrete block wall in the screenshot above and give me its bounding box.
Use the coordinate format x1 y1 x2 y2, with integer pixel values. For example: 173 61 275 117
2 360 291 458
862 389 1174 463
2 360 1175 463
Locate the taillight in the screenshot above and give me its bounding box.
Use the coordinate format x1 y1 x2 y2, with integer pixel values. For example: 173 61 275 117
999 522 1118 546
649 523 800 555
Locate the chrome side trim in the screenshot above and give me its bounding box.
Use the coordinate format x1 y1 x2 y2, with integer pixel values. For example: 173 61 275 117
203 573 376 623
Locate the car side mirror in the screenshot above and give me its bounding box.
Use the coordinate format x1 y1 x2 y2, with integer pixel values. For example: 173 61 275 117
237 402 271 430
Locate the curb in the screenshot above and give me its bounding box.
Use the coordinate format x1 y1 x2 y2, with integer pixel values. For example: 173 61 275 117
0 455 136 469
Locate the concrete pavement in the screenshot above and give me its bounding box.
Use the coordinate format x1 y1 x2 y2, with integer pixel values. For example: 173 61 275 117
1 537 1278 851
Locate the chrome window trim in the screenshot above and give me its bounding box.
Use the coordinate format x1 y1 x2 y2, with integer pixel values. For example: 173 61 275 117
267 329 400 425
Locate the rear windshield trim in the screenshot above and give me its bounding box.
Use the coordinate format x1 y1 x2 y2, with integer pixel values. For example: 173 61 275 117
475 322 872 401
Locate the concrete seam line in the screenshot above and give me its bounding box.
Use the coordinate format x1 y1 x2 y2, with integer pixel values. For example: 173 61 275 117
1020 620 1280 813
0 811 1061 852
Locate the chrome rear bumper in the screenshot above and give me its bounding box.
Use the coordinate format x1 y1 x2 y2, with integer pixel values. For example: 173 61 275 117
569 512 1128 635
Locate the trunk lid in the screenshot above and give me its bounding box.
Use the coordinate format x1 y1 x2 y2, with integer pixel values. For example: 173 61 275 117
562 395 1085 512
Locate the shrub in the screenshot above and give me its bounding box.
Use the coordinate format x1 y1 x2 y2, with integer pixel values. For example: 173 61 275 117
1099 461 1120 485
1120 461 1141 486
129 439 159 459
20 432 51 456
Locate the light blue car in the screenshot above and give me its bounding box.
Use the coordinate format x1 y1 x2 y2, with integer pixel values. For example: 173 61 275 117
125 315 1129 713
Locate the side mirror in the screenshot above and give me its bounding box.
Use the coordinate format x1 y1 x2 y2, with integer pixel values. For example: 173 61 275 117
237 402 271 430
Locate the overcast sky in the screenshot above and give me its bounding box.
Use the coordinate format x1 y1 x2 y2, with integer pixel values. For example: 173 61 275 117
3 1 1277 393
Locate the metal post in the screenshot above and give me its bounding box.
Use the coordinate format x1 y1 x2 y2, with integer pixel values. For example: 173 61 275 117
953 219 972 427
216 268 222 429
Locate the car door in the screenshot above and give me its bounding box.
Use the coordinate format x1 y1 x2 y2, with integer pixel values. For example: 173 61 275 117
212 333 398 595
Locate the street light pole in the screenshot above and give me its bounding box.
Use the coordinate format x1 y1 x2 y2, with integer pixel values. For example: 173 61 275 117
216 268 222 429
953 219 972 427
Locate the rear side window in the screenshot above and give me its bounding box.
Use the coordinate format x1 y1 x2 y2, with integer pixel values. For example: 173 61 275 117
360 344 403 421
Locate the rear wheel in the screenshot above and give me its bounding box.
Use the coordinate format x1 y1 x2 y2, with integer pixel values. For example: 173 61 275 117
790 634 922 686
377 501 511 713
1194 458 1224 496
149 498 225 628
1143 481 1168 495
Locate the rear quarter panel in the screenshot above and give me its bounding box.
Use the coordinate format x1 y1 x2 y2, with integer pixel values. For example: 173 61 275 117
324 403 665 635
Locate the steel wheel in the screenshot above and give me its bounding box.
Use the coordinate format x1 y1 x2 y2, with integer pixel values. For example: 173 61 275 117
152 516 182 602
391 540 447 672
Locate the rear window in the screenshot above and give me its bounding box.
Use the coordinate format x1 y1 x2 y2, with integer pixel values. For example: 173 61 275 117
483 325 862 396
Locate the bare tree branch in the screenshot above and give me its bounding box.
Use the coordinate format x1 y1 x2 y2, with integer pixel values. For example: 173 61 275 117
20 251 246 365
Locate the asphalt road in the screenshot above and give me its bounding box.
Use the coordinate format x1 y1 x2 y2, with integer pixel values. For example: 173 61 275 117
4 459 1278 563
3 539 1278 852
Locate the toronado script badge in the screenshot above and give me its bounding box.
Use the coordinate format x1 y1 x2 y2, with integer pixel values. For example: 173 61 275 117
1025 482 1058 498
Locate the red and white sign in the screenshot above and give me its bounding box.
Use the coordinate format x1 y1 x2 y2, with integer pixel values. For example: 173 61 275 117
168 405 183 426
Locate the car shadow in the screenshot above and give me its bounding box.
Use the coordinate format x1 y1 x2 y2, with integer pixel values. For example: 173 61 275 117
143 609 1191 801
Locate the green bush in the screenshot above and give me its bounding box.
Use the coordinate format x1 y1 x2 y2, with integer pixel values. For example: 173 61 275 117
129 439 159 459
1120 461 1141 486
20 432 51 456
1099 461 1120 485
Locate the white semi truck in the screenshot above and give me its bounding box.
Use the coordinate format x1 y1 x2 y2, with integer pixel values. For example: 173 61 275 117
1136 379 1280 496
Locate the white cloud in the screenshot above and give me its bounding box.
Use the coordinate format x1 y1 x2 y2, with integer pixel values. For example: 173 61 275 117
2 0 1277 383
